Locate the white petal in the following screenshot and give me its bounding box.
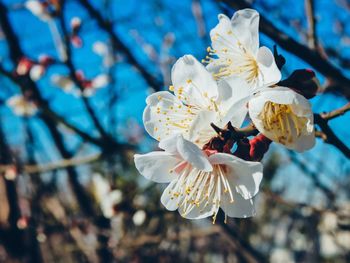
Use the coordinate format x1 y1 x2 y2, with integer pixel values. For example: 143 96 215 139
171 55 218 107
176 136 212 172
134 152 179 183
248 87 315 151
92 74 109 88
29 65 45 81
217 77 251 127
209 153 263 199
161 180 180 211
143 91 189 141
256 46 281 86
231 9 260 55
210 14 237 52
158 133 181 154
188 110 218 147
221 97 249 129
292 130 315 152
221 190 256 218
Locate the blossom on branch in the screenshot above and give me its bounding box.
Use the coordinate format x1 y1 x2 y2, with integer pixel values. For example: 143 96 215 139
143 55 246 147
205 9 281 91
6 95 37 116
25 0 52 21
134 134 263 222
248 87 315 151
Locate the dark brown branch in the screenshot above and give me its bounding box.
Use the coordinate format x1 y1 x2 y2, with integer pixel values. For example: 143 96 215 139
220 0 350 98
0 1 96 216
78 0 163 91
0 122 43 262
314 114 350 158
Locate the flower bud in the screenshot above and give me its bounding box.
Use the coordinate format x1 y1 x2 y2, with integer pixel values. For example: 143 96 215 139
249 134 272 161
233 138 251 160
16 57 33 75
279 69 320 99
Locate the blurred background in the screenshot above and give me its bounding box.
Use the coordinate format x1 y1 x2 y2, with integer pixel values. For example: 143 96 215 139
0 0 349 262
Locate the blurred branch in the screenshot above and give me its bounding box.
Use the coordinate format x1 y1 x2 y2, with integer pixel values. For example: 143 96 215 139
0 0 97 217
289 151 336 202
220 0 350 99
78 0 163 91
217 214 267 263
0 121 43 262
0 153 101 174
57 1 112 143
305 0 318 49
0 64 104 147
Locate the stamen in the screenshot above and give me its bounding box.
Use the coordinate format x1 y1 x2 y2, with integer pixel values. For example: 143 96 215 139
259 102 308 144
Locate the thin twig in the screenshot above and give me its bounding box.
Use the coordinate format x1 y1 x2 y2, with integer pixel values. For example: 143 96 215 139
305 0 318 49
319 102 350 121
211 103 350 158
78 0 162 91
0 153 101 174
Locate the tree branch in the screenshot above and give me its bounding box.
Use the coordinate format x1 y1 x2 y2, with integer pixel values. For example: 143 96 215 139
0 153 101 174
211 103 350 158
319 102 350 121
0 64 104 147
57 1 112 142
78 0 163 91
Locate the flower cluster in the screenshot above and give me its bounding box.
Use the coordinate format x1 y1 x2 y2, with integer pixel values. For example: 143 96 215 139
135 9 317 222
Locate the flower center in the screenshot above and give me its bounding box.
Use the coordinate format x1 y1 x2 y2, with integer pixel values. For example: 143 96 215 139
259 102 308 144
167 163 234 224
203 34 260 84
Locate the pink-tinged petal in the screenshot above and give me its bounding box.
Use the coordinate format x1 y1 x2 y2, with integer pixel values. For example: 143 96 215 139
176 136 212 172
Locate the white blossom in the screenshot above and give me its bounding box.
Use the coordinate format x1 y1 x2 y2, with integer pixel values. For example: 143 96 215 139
133 210 147 226
25 0 51 21
29 64 45 81
134 134 263 222
206 9 281 92
143 55 247 147
51 74 75 92
248 87 315 151
6 95 37 117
